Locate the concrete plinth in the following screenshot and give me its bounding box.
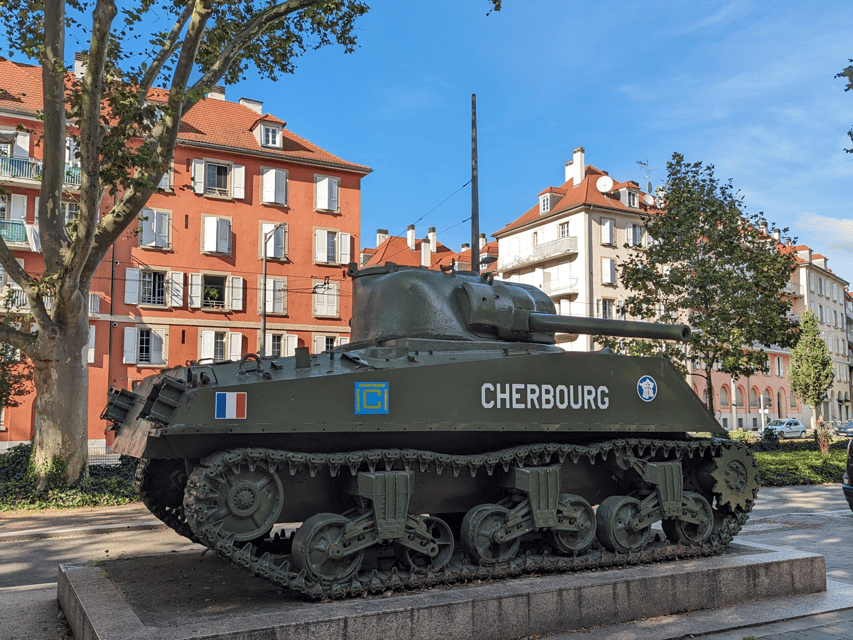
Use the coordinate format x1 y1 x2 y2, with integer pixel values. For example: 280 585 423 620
58 542 827 640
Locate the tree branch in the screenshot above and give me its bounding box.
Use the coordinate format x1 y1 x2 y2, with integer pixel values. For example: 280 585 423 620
0 323 37 354
139 2 197 96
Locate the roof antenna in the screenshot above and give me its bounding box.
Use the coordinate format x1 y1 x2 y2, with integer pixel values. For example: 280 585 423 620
471 94 480 274
636 159 656 194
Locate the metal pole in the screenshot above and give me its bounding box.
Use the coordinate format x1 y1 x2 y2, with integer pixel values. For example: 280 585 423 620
259 223 284 357
471 94 480 274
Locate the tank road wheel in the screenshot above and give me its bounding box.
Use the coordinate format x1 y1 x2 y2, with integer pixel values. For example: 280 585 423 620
291 513 364 583
196 454 284 542
395 516 455 571
595 496 650 553
461 504 520 564
545 494 596 555
708 442 760 514
662 492 714 545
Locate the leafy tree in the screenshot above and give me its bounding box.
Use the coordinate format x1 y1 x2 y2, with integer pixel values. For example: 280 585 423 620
0 0 500 487
597 153 800 414
787 309 834 430
0 290 34 411
837 59 853 153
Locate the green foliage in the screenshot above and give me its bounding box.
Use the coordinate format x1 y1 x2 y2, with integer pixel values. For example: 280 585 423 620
787 310 834 426
597 153 799 413
0 444 139 511
758 427 780 451
837 59 853 153
729 429 759 445
754 440 847 486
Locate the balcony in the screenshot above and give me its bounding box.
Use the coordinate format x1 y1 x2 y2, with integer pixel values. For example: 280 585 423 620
0 157 81 187
541 277 579 298
498 236 578 272
783 282 803 297
0 220 27 244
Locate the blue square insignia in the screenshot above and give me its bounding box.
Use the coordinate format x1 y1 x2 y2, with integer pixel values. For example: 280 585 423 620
355 382 389 415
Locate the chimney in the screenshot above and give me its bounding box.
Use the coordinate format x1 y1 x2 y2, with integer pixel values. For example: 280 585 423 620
428 227 437 253
797 248 812 263
785 237 792 246
239 97 263 114
564 146 586 186
461 242 470 251
772 228 781 241
407 224 416 251
209 85 226 100
376 228 388 247
74 52 88 80
421 238 431 267
479 233 487 250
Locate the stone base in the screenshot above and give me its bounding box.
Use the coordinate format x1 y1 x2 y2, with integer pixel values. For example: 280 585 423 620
58 542 826 640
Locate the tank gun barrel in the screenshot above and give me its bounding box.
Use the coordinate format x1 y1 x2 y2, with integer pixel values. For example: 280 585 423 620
528 313 691 342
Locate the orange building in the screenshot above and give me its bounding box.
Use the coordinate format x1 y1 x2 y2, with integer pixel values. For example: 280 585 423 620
0 57 370 450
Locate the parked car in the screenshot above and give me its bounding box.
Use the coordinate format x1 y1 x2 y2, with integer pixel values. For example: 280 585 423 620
837 420 853 438
843 439 853 514
759 419 808 439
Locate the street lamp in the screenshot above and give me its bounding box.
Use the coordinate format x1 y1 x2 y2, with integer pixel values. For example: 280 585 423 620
260 223 286 357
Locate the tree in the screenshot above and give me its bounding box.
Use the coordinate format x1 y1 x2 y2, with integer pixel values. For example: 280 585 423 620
837 59 853 152
598 153 800 414
787 309 834 430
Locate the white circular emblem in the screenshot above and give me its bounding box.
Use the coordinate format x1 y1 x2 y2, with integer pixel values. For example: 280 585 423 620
637 375 657 402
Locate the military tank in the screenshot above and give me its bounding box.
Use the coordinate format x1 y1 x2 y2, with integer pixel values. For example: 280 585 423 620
103 263 758 599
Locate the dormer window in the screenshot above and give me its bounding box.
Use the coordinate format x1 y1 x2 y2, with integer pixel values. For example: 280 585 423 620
627 191 638 208
261 124 282 148
540 194 551 214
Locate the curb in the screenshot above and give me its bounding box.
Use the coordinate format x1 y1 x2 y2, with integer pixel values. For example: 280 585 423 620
0 521 167 543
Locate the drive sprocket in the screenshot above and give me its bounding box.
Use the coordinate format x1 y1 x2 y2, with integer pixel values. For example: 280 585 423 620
707 440 759 513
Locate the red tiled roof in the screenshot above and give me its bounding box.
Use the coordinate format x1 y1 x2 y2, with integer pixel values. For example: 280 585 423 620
361 235 455 269
0 57 370 174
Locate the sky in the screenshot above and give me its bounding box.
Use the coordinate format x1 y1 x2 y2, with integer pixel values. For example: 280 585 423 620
15 1 853 283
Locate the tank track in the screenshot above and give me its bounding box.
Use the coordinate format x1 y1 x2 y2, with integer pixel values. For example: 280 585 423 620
181 438 755 601
136 458 200 544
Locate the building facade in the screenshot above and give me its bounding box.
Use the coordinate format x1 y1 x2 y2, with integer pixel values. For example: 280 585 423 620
0 57 370 450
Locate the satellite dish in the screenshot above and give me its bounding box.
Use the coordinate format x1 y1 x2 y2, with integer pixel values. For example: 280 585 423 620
643 194 655 206
596 175 614 193
646 181 653 194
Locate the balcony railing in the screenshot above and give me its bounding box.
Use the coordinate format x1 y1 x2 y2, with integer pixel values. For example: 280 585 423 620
782 283 803 297
498 236 578 271
0 220 27 244
541 277 579 297
0 157 81 186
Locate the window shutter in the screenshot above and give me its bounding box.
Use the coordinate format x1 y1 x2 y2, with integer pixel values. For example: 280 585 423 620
275 170 287 205
200 330 214 361
232 165 245 199
87 325 96 364
314 336 326 353
89 292 100 314
265 277 275 313
262 223 276 258
229 276 244 312
157 167 171 191
12 131 29 158
595 299 601 318
217 218 231 254
192 160 205 194
316 176 329 210
331 284 339 316
140 208 155 246
275 225 286 258
625 223 634 246
229 332 242 361
339 336 350 346
809 273 814 291
203 217 217 252
123 327 138 364
155 211 169 248
10 194 26 221
168 271 183 308
315 229 327 263
264 333 273 355
329 177 339 211
150 328 166 365
188 273 202 308
275 279 287 313
285 334 298 357
124 268 139 305
602 219 613 244
261 168 274 203
339 232 351 265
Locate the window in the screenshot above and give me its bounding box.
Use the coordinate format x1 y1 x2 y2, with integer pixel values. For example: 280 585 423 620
601 258 616 285
809 273 815 292
203 216 232 254
200 330 241 362
625 223 644 247
260 222 287 260
265 332 297 357
261 168 288 205
597 298 615 319
532 232 539 247
627 191 638 208
123 325 166 365
539 194 551 214
61 201 79 227
313 334 349 353
188 273 243 311
140 208 170 249
600 218 614 245
314 175 340 212
775 356 784 377
720 387 729 407
313 280 340 318
261 277 287 315
314 229 351 265
262 125 281 148
124 268 183 307
559 221 572 239
192 159 245 199
749 388 758 408
0 193 26 222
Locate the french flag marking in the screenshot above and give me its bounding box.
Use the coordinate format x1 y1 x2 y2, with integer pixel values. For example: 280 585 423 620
215 392 247 419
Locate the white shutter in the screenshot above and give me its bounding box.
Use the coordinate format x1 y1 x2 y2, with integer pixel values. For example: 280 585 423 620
625 223 634 246
265 277 275 313
200 330 214 360
33 196 39 225
168 271 183 308
123 327 138 364
329 177 339 211
192 159 205 194
264 333 273 355
13 131 29 158
314 336 326 353
275 170 287 205
339 232 351 264
285 334 297 357
217 218 231 254
157 168 171 191
150 328 166 365
261 168 274 203
87 325 96 364
124 268 139 305
203 217 218 252
140 208 155 246
274 279 286 313
10 194 26 221
229 276 244 311
339 336 350 346
274 225 286 258
188 273 202 308
602 219 613 245
155 210 169 248
330 283 339 316
89 292 100 314
229 332 242 361
316 176 329 210
262 222 275 257
231 165 245 199
315 229 327 263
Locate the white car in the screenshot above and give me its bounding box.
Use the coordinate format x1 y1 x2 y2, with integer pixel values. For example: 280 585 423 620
760 419 807 439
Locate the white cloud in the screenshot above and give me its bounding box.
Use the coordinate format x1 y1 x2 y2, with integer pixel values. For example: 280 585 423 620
676 2 745 34
797 213 853 253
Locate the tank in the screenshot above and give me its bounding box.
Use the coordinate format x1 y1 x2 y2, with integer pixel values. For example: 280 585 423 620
103 263 759 599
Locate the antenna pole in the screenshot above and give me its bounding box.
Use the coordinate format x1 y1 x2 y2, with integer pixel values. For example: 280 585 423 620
471 94 480 274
